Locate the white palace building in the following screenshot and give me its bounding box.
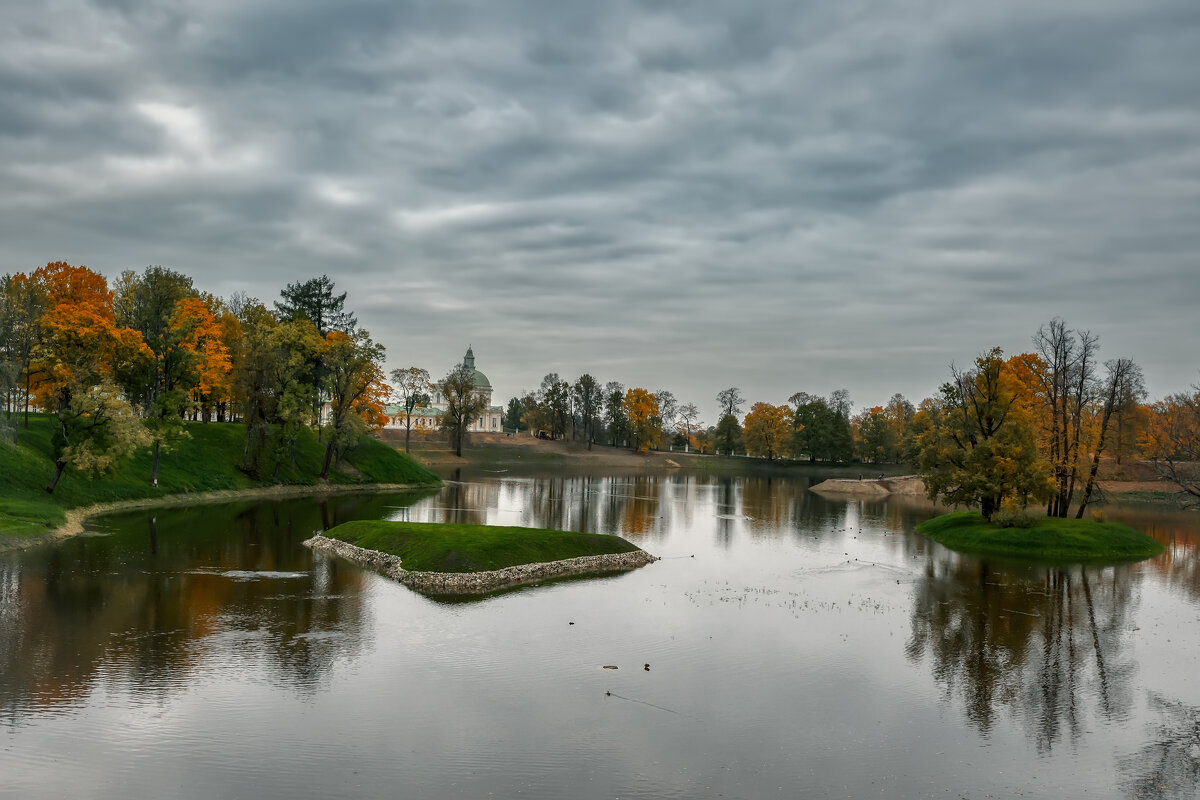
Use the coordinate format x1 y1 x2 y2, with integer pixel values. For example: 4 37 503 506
385 346 504 434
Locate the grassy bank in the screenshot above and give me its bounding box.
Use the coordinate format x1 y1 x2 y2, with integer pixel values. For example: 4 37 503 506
916 511 1165 562
0 414 440 539
323 519 641 572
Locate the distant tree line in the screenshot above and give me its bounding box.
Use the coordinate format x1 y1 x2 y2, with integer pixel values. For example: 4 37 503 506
4 266 1197 512
485 319 1198 515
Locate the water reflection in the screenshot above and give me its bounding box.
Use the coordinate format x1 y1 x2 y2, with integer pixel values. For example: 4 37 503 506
1108 507 1200 602
907 554 1135 750
1120 695 1200 799
0 491 432 716
2 472 1199 800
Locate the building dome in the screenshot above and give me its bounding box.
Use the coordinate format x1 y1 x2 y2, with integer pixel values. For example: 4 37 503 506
462 346 491 389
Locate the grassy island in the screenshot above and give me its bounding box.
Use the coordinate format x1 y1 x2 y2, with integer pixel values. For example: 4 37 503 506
0 414 440 541
916 511 1165 563
321 520 643 573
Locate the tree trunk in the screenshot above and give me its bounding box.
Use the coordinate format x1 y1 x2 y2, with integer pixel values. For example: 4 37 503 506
405 420 411 453
320 438 336 480
1077 385 1119 518
151 440 161 487
981 495 997 521
46 460 67 494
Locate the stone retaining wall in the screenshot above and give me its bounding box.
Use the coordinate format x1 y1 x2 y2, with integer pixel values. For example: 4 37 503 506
304 534 658 596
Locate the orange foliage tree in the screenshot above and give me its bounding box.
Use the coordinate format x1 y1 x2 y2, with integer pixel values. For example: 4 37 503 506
742 402 791 460
622 388 661 452
30 262 151 492
1143 387 1200 506
168 295 233 419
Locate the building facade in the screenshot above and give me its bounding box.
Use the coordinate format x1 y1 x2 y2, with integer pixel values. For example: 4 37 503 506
385 346 504 434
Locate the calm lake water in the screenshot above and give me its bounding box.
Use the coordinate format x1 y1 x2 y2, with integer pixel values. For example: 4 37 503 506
2 472 1198 799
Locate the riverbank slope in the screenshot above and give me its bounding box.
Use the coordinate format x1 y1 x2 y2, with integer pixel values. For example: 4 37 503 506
0 414 440 546
390 430 911 478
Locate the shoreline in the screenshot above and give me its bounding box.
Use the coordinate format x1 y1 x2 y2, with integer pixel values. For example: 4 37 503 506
304 532 659 596
0 481 441 555
808 475 1191 507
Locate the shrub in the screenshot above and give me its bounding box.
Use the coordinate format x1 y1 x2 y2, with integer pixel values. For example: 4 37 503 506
992 506 1039 529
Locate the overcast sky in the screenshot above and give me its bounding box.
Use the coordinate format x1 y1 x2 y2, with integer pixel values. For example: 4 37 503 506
4 0 1198 424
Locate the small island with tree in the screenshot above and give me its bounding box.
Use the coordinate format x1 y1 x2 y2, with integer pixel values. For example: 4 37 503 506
912 328 1166 562
305 520 657 595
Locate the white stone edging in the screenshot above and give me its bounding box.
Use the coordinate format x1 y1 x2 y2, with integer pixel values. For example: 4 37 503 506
303 533 658 595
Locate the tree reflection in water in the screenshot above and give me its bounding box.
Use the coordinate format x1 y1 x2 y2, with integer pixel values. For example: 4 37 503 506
0 491 431 716
1120 694 1200 800
907 554 1135 752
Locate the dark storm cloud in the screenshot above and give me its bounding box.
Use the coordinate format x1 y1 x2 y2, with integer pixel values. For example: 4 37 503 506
3 0 1199 419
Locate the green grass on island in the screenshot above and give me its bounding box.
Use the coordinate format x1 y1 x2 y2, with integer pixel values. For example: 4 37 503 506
324 520 642 573
916 510 1165 563
0 413 440 540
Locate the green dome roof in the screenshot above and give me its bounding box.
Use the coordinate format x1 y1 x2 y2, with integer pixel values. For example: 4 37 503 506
461 346 490 389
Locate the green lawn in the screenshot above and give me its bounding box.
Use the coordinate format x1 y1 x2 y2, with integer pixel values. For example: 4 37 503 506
916 510 1165 563
0 414 440 539
323 520 641 572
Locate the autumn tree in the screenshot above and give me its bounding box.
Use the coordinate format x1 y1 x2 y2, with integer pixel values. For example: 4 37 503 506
915 348 1050 520
167 296 232 422
1143 384 1200 507
389 366 432 453
742 402 791 460
623 387 661 452
31 262 152 492
573 374 603 449
320 328 387 478
440 362 489 457
1075 358 1145 516
1030 319 1100 517
885 394 915 447
854 406 900 463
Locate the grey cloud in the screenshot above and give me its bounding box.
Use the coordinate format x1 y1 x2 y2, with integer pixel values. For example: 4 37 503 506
2 0 1198 421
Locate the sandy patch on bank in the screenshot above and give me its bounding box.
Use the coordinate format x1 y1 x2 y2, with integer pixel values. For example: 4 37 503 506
810 476 926 497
